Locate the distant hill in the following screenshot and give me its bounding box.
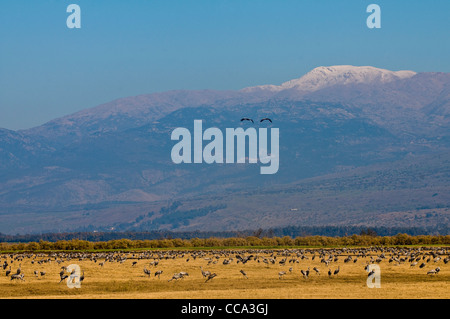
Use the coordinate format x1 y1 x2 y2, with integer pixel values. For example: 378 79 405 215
0 65 449 234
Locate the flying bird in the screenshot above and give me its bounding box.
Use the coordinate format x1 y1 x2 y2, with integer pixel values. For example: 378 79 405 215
240 118 254 123
260 118 272 123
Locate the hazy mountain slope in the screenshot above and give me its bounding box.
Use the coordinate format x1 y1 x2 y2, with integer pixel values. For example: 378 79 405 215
0 65 449 234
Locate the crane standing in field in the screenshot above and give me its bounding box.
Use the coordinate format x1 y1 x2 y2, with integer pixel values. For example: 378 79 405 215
16 264 22 275
333 266 340 276
168 272 188 282
59 273 68 283
205 273 217 283
200 266 211 278
300 267 310 279
427 267 440 275
168 273 182 282
10 273 25 281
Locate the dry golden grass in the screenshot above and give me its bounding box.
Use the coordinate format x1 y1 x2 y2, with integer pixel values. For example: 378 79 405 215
0 247 448 299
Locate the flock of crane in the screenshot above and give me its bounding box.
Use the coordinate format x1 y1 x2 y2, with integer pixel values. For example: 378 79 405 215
1 246 448 286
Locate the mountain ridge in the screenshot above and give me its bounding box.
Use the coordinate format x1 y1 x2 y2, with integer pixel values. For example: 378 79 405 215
16 66 450 139
0 65 449 234
242 65 417 93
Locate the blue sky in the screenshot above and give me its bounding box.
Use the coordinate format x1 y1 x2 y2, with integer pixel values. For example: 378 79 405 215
0 0 449 130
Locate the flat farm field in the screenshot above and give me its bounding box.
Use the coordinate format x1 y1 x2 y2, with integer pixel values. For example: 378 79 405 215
1 247 448 299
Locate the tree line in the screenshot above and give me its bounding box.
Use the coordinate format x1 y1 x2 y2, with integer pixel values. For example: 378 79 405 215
1 233 449 251
0 225 447 244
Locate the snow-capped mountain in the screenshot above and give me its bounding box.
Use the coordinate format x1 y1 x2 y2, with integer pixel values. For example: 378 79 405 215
25 65 441 143
1 65 449 234
241 65 417 93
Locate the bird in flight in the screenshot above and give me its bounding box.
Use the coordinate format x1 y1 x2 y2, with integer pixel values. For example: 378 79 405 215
240 118 254 123
240 118 273 124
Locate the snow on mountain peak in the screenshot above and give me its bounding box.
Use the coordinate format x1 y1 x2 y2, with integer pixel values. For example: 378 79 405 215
242 65 417 93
